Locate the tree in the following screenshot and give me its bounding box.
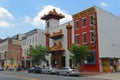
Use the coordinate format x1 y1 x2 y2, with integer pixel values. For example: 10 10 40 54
29 45 49 65
10 57 15 66
69 44 89 70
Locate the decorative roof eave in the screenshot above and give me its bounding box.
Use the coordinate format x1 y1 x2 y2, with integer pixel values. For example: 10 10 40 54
45 30 50 36
41 14 65 20
66 22 72 29
50 48 65 52
50 29 63 40
49 42 65 52
72 7 96 20
41 9 65 20
50 34 63 40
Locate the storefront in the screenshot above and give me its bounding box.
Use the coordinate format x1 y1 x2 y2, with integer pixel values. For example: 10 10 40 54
50 42 65 68
101 58 119 72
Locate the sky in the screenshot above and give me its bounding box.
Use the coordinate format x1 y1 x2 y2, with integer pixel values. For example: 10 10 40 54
0 0 120 39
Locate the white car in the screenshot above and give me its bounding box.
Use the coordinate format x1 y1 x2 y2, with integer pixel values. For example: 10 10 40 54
56 67 80 76
41 66 57 74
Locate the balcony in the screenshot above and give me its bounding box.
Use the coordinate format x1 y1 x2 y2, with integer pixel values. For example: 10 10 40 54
50 42 65 53
50 29 63 40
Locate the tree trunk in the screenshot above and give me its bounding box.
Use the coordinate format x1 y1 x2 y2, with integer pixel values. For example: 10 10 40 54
78 59 83 72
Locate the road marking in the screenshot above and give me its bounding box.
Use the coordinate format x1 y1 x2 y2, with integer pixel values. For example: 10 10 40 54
0 74 37 80
29 78 37 80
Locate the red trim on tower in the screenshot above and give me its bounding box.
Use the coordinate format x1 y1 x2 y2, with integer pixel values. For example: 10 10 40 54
66 22 72 49
45 31 50 47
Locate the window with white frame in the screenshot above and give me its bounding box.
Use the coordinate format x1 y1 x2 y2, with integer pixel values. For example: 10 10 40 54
90 31 95 43
47 21 49 28
82 32 87 44
75 20 79 29
75 35 80 44
35 36 37 42
22 41 26 45
30 39 31 44
82 17 86 27
27 40 29 44
32 37 34 43
90 15 94 25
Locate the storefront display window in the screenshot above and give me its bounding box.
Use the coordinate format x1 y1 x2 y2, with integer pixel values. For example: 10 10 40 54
84 50 96 65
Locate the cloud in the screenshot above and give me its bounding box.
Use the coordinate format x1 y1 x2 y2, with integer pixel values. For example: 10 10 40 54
24 16 31 23
100 2 107 7
25 5 72 28
0 7 15 28
0 21 15 28
0 7 14 20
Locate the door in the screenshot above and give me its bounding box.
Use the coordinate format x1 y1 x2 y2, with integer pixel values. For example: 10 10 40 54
61 56 65 67
102 59 110 72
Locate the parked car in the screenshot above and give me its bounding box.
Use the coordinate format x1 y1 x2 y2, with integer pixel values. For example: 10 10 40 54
28 67 42 73
41 66 57 74
56 67 80 76
0 67 4 71
16 66 22 71
16 67 21 71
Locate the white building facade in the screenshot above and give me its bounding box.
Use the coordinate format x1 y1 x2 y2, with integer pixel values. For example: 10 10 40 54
41 9 74 68
21 29 45 68
0 39 8 68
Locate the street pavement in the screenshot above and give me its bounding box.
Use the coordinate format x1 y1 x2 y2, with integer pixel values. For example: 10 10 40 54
89 72 120 80
0 71 119 80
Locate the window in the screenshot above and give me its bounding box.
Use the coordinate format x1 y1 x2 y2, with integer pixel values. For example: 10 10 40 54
82 32 87 44
47 21 49 28
84 50 96 65
82 17 86 27
75 35 80 44
35 36 37 42
90 15 94 25
22 41 26 45
90 31 95 43
27 40 29 44
4 51 7 58
30 39 31 44
32 37 34 43
110 59 114 66
75 20 79 29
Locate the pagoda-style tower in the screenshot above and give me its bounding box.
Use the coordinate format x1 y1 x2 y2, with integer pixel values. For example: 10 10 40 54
41 9 65 29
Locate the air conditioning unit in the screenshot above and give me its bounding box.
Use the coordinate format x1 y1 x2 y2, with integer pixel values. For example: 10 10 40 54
91 14 95 19
92 25 96 30
92 19 96 25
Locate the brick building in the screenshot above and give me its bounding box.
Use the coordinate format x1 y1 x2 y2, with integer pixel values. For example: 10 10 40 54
73 6 120 72
0 34 23 69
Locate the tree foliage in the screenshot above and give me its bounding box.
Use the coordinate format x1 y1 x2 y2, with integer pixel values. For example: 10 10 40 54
10 57 15 66
69 44 89 66
29 45 49 65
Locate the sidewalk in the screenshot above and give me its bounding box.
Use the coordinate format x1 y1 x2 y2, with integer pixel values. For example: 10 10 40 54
85 72 120 80
80 72 102 77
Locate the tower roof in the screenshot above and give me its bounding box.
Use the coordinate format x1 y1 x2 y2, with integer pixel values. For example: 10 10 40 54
41 9 65 20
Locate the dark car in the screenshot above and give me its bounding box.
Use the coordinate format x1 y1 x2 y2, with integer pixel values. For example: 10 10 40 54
0 67 4 71
28 67 42 73
16 66 22 71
